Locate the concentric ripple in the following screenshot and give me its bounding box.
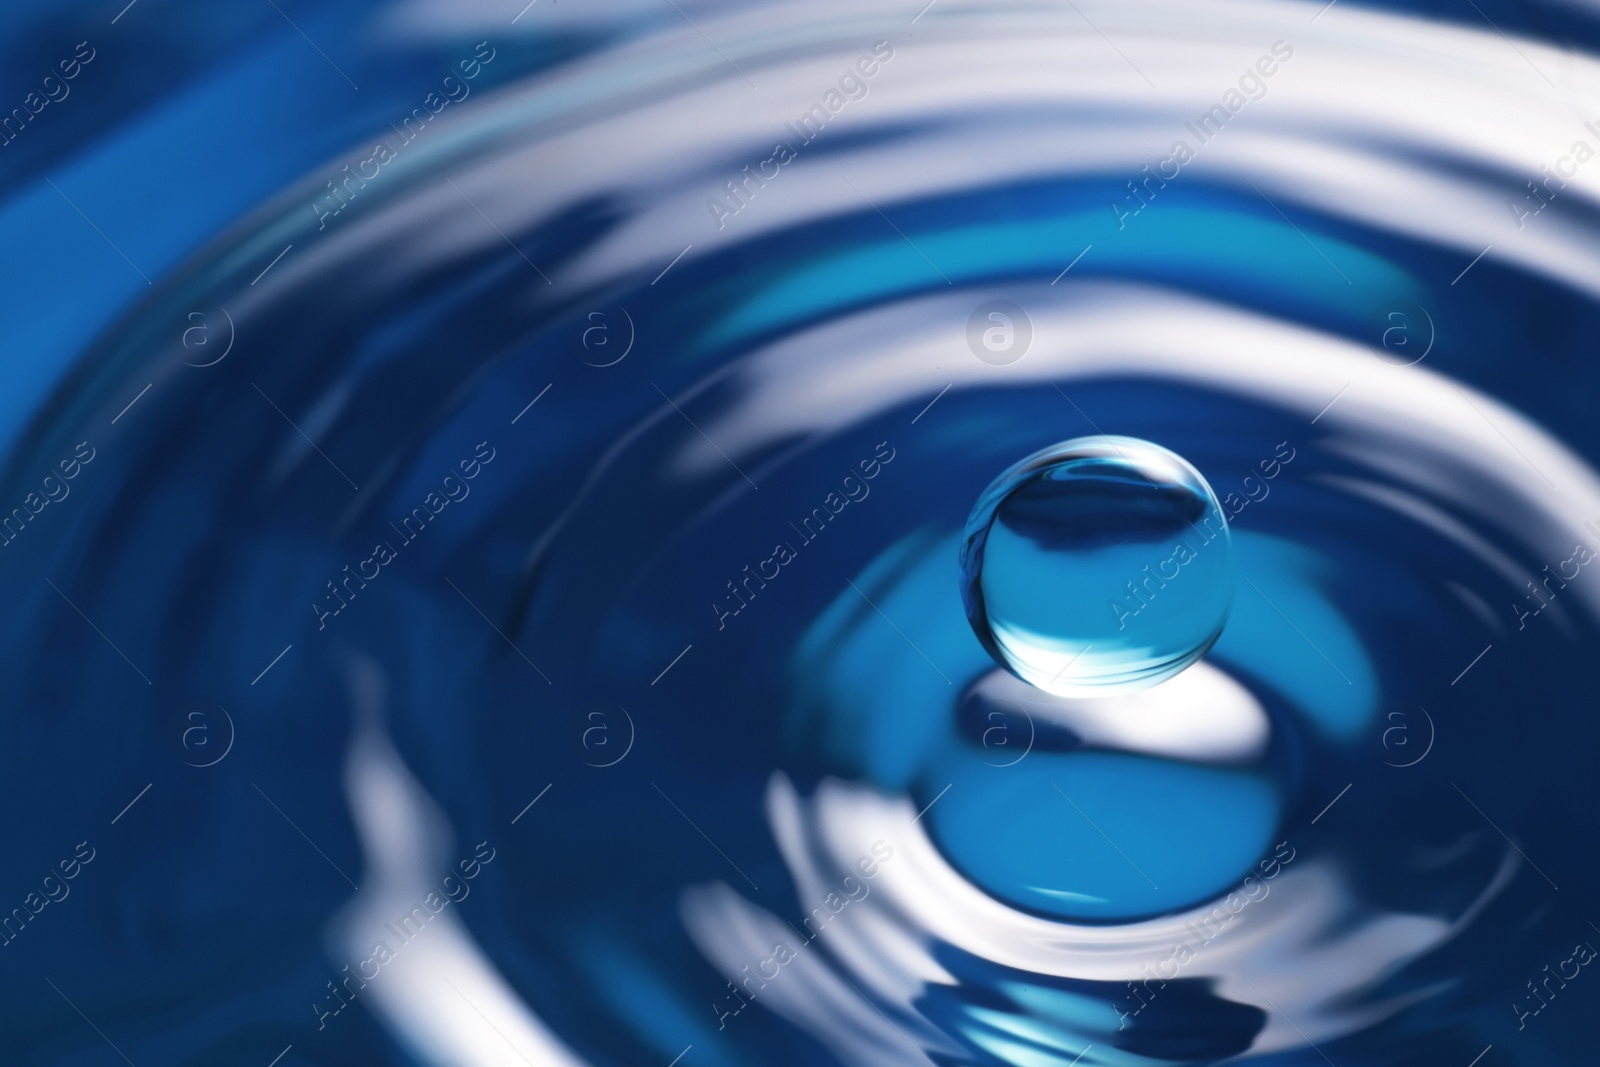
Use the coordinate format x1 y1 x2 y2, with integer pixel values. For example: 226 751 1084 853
4 1 1600 1065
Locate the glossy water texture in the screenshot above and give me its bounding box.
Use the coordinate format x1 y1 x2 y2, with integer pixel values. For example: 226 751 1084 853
960 436 1234 696
6 0 1600 1065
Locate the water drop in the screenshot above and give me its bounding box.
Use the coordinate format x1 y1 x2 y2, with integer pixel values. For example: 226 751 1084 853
960 435 1233 696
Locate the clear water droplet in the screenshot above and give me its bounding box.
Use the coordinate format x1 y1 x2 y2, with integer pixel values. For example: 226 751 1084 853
960 435 1234 696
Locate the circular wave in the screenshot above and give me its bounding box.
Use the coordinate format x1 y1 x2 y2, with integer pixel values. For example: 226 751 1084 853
6 0 1600 1064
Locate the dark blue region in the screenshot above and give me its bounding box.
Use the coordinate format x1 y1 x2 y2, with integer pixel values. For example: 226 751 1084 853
1326 0 1600 58
993 466 1212 550
0 0 605 200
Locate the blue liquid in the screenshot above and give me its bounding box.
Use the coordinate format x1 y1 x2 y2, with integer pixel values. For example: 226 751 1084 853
798 528 1284 922
960 436 1234 696
5 3 1600 1064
